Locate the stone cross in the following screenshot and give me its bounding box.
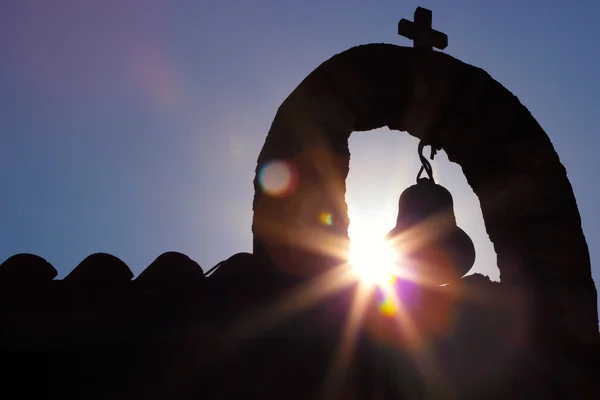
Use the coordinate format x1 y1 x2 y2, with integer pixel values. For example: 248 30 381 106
398 7 448 51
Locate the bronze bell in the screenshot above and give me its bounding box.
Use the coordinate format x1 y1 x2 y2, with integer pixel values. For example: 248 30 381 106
386 177 475 285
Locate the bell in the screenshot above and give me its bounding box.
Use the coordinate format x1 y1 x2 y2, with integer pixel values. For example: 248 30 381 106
386 177 475 285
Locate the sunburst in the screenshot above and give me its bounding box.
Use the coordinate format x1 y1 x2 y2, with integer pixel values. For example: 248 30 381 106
347 216 407 286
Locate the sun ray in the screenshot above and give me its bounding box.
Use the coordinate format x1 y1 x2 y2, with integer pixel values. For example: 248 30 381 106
229 263 356 339
322 282 373 397
376 281 453 397
252 198 351 276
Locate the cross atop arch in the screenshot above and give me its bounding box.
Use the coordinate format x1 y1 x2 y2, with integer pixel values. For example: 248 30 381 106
398 6 448 51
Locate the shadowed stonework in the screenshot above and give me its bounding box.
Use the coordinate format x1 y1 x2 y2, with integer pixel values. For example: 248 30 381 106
2 8 600 399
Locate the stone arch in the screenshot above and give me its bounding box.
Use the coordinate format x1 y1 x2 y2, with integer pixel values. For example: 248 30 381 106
252 44 598 343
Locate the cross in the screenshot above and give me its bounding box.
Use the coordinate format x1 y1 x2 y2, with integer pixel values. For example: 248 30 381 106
398 7 448 51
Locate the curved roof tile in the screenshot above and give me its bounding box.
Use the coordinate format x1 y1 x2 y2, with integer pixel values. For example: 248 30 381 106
135 251 203 289
0 253 57 282
64 253 133 286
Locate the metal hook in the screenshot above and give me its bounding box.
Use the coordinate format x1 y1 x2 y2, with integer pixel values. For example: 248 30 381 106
416 141 435 183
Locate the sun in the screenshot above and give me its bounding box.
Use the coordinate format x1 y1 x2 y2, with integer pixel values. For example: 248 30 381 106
347 218 402 287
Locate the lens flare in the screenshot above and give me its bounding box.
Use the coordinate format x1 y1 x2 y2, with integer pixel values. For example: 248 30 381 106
378 295 399 317
319 211 333 227
258 160 298 197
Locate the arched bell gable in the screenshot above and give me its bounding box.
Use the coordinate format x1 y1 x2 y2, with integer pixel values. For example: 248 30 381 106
252 44 598 344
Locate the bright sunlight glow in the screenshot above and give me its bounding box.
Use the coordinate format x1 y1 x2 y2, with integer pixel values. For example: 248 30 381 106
348 218 401 287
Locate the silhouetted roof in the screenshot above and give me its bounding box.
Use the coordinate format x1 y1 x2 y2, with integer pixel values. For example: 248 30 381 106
0 250 598 399
0 251 203 290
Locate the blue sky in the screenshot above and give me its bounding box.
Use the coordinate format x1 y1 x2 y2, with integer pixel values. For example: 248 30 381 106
1 0 599 307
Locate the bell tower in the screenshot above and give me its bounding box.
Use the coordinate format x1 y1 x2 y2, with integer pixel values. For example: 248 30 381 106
253 5 598 349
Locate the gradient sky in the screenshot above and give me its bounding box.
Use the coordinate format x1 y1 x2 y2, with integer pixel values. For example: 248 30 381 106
1 0 599 309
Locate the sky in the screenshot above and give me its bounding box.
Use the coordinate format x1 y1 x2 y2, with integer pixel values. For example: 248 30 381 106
1 0 599 309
